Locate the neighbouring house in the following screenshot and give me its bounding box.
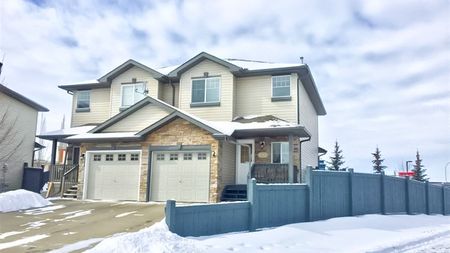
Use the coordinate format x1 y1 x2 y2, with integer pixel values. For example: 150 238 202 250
0 83 49 191
38 52 326 202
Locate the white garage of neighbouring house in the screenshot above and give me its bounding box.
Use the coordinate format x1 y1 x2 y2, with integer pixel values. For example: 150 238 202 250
149 150 211 202
84 150 141 201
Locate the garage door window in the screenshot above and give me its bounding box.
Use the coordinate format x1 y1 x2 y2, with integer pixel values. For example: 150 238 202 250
93 154 101 161
183 153 193 160
131 154 139 161
106 154 114 161
118 154 126 161
156 154 165 160
169 154 178 160
198 153 207 160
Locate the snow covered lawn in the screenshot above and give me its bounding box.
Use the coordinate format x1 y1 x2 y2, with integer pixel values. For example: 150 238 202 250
0 189 52 212
87 214 450 253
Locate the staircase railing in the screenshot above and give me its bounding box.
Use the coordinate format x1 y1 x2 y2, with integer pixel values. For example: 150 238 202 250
60 164 79 197
49 164 67 182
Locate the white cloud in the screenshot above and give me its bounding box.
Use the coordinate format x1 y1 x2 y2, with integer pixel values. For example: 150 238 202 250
0 0 448 180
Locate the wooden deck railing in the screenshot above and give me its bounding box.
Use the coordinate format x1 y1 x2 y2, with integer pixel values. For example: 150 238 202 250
49 164 67 182
251 163 289 183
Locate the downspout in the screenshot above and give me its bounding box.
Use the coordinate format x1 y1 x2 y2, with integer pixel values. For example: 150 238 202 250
298 136 311 183
169 79 175 106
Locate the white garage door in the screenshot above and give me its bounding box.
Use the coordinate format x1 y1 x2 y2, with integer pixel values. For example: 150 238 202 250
151 151 210 202
86 151 140 201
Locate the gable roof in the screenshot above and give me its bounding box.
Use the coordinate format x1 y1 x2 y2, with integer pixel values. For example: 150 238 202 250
0 83 49 112
98 59 165 82
167 52 242 78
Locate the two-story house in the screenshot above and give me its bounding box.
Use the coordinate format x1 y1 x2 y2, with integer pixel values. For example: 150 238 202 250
39 52 326 203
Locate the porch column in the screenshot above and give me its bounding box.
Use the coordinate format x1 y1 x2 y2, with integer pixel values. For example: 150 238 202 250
50 139 57 165
288 134 294 183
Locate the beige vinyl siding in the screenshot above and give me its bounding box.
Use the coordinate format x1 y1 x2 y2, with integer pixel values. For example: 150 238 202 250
298 79 319 170
234 74 298 123
71 88 110 127
158 82 179 107
110 66 159 116
0 92 38 190
103 104 173 132
179 59 234 121
219 141 236 189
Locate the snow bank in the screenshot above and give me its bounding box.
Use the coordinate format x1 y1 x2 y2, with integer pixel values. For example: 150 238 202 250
0 189 52 212
86 220 203 253
87 215 450 253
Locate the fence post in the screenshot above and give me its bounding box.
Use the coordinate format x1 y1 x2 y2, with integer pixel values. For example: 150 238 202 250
247 178 258 231
425 181 430 215
380 171 386 215
165 200 176 232
443 186 448 215
304 166 314 221
348 169 354 216
405 177 411 215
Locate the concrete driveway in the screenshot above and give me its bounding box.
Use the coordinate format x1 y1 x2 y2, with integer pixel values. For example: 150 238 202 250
0 199 165 253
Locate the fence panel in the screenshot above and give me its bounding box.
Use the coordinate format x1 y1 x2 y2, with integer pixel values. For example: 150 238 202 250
352 173 382 215
255 184 308 228
409 180 426 214
384 176 406 214
445 187 450 215
21 167 46 193
428 185 443 214
310 171 350 220
171 202 250 237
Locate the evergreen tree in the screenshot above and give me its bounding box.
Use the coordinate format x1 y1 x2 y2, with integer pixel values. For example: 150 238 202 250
372 146 387 173
412 150 427 181
328 141 345 171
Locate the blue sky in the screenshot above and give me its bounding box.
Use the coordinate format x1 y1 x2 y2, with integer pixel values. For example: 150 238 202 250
0 0 449 180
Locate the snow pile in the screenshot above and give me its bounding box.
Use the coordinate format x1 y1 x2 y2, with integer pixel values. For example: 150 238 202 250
86 221 204 253
87 215 450 253
0 189 52 212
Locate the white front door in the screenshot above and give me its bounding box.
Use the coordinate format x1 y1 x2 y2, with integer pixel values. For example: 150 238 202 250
236 139 255 184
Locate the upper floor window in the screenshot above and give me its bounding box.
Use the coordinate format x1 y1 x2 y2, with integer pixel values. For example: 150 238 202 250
121 83 146 108
76 90 90 111
272 75 291 98
191 77 220 104
272 142 289 164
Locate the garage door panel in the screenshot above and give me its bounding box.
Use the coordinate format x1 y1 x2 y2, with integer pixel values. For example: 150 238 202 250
87 152 140 201
151 151 210 202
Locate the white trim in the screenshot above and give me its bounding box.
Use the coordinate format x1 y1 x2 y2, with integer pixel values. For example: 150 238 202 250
83 149 142 201
235 139 255 184
271 75 291 98
271 142 289 164
191 77 221 104
120 82 146 107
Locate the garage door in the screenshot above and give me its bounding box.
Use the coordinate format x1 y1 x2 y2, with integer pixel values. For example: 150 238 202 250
150 151 210 202
86 151 140 201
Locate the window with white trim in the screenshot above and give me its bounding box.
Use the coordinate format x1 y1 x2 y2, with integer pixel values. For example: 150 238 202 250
198 153 207 160
183 153 192 160
156 154 165 161
93 154 101 161
76 90 90 109
271 142 289 164
105 154 114 161
169 153 178 161
121 83 146 107
118 154 126 161
131 154 139 161
272 75 291 97
191 77 220 103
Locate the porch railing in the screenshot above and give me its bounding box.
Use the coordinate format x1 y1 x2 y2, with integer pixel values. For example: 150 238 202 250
60 164 79 197
251 163 289 183
49 164 67 182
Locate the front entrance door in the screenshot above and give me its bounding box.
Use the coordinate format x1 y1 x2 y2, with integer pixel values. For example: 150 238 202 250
236 139 255 184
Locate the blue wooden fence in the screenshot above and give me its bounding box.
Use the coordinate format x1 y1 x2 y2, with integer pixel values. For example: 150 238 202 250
166 168 450 237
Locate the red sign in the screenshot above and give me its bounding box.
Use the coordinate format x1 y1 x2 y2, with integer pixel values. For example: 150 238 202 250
398 171 415 177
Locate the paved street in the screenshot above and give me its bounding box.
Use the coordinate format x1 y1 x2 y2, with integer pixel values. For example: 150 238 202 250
0 199 165 252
